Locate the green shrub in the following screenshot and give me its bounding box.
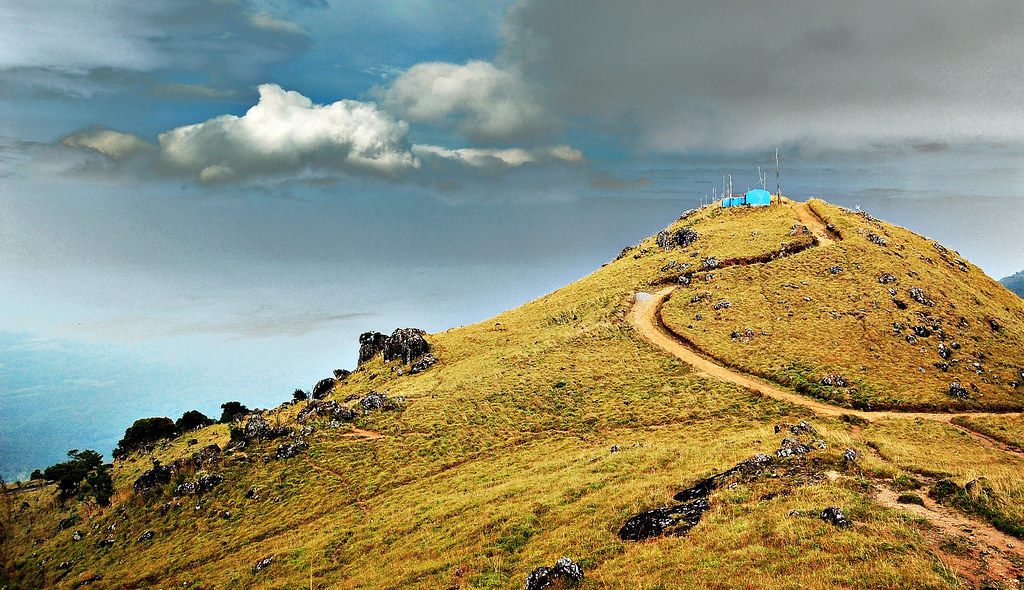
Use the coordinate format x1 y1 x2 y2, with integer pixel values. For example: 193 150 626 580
175 410 214 432
113 417 176 459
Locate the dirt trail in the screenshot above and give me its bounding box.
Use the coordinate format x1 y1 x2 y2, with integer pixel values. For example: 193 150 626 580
875 485 1023 587
627 287 1010 424
343 427 384 439
789 200 836 246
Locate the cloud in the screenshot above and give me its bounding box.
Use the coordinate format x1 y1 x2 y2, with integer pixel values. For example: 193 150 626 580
0 0 314 98
56 84 583 184
413 144 581 171
156 84 419 182
378 60 554 142
505 0 1024 151
61 128 155 160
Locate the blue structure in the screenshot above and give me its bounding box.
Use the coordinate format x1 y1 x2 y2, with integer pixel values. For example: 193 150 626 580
745 189 771 206
721 189 772 207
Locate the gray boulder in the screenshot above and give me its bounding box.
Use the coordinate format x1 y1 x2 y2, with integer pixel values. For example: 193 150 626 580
382 328 430 364
524 557 584 590
311 378 337 400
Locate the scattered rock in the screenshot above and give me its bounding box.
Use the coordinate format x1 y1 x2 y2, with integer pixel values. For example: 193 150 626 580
57 516 77 532
187 438 198 446
524 557 584 590
989 319 1001 332
137 530 154 542
333 369 351 380
843 448 859 463
174 474 224 496
713 301 731 310
276 439 309 460
382 328 430 364
58 560 73 569
252 556 273 574
905 335 919 345
866 233 886 246
776 444 814 458
610 445 620 454
702 257 719 270
245 487 260 500
912 325 932 338
408 353 439 374
908 287 933 306
820 374 847 387
878 273 897 284
948 381 970 399
828 266 843 274
360 390 389 411
72 530 82 541
673 454 772 502
97 538 115 548
297 400 356 424
820 506 850 528
311 378 337 400
937 344 952 360
619 498 710 541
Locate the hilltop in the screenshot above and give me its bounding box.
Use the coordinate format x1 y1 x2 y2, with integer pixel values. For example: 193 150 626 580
4 198 1024 590
1002 270 1024 299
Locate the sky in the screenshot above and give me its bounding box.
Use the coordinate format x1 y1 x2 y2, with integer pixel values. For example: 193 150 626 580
3 0 1024 480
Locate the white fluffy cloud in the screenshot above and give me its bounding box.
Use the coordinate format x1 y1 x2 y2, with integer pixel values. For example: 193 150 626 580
57 84 582 184
157 84 419 182
378 61 554 142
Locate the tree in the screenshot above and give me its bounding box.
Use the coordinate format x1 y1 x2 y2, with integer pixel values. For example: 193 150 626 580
219 401 250 424
292 389 308 401
42 450 105 500
113 417 177 459
71 449 103 470
176 410 214 432
85 467 114 507
29 469 43 481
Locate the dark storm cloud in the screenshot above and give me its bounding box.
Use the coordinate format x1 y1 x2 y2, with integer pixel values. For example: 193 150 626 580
505 0 1024 150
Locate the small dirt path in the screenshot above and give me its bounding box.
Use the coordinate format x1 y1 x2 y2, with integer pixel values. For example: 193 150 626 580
343 427 384 440
790 200 836 246
875 485 1023 587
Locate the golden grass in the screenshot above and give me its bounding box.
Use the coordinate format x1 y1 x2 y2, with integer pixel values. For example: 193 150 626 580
8 199 1021 589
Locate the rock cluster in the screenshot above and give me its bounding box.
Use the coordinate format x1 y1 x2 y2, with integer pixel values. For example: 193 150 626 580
656 227 699 250
360 390 389 411
408 353 439 374
524 557 584 590
275 439 309 460
297 400 356 424
173 474 224 496
243 415 292 441
948 381 970 399
252 556 273 574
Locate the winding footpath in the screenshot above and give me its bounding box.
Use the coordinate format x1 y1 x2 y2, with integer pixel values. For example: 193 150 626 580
628 201 1021 428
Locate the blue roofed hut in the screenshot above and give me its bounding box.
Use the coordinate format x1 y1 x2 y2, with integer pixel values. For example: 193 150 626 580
745 189 771 206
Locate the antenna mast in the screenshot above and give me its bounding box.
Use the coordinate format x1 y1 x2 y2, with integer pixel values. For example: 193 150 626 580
775 148 781 204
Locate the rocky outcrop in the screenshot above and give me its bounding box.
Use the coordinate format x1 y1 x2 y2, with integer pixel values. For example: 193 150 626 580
656 228 699 251
382 328 430 364
297 400 356 424
360 390 389 411
310 378 337 400
618 498 710 541
242 415 292 441
252 556 273 574
524 557 584 590
133 464 172 494
358 332 387 366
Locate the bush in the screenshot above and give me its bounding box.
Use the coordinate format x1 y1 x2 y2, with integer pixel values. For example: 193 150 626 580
85 467 114 506
219 401 250 424
113 417 176 459
176 410 214 432
293 389 308 401
29 469 43 481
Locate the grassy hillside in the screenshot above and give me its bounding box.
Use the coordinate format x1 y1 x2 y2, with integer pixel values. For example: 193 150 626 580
661 199 1024 411
4 199 1024 589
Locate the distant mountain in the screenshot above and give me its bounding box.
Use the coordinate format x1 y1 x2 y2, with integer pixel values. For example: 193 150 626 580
1001 269 1024 298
